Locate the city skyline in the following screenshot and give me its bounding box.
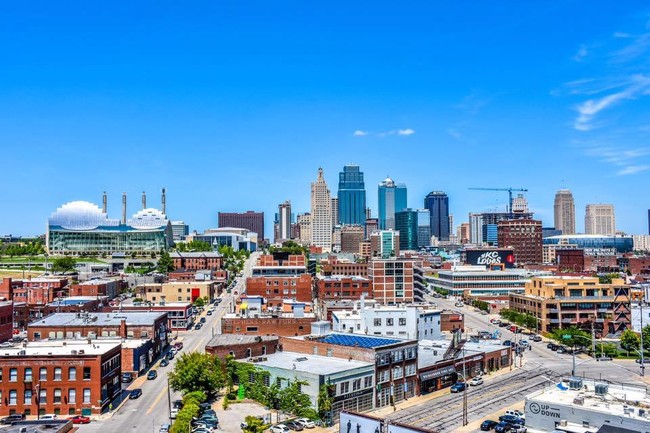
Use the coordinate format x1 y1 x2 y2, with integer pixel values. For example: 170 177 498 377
2 3 650 236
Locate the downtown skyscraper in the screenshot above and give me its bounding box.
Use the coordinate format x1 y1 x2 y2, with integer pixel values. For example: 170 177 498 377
378 177 407 230
424 191 450 241
310 168 332 251
554 189 575 235
585 204 615 235
337 164 366 226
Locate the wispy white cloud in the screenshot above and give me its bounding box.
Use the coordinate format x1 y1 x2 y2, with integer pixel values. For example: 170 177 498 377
397 128 415 136
573 45 589 62
617 165 650 175
447 128 462 140
454 93 489 115
611 32 650 63
352 130 368 137
613 32 632 38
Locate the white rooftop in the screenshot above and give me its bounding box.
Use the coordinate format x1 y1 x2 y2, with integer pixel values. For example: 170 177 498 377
0 340 121 357
248 351 373 375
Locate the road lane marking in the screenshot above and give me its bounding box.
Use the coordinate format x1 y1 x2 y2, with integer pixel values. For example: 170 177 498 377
146 386 167 415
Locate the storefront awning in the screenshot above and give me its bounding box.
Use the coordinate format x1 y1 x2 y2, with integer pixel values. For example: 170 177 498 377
419 365 457 381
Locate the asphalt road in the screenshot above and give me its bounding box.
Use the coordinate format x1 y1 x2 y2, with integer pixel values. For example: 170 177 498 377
76 252 259 433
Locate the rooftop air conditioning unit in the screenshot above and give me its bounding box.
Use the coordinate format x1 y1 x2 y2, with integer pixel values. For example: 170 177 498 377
78 349 85 354
595 383 609 395
70 350 78 355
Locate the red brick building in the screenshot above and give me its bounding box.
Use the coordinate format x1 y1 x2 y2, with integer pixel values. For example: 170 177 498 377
204 335 279 360
0 278 22 301
69 278 125 299
103 302 193 331
557 249 585 272
257 254 306 267
369 257 420 304
440 311 464 333
321 258 369 277
221 314 317 336
245 274 313 308
218 211 265 242
0 302 13 343
627 256 650 275
0 341 122 416
171 252 223 271
8 277 69 305
316 276 373 301
497 219 543 265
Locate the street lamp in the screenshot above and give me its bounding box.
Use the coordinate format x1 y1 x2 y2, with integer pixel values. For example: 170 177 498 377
562 334 594 377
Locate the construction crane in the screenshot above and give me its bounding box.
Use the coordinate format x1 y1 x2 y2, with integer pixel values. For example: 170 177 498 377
468 187 528 215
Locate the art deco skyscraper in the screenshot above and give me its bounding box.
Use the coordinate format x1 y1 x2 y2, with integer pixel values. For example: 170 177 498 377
310 168 332 251
554 190 575 235
585 204 615 235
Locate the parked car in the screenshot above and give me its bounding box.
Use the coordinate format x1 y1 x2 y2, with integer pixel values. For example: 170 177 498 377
547 343 559 351
68 415 91 424
494 422 513 433
160 359 170 367
531 335 542 342
519 340 529 348
0 414 25 424
198 402 213 412
636 358 650 363
200 317 207 323
0 342 14 348
122 372 134 383
147 370 158 380
129 389 143 399
285 421 304 431
170 408 179 419
40 414 58 420
295 418 315 429
503 340 512 347
206 310 213 316
173 400 184 409
499 322 510 328
450 382 466 393
469 376 484 386
511 425 527 433
498 415 525 425
174 342 183 350
160 424 171 433
271 424 291 433
556 346 567 354
199 415 219 426
490 319 501 325
195 323 203 330
505 410 525 420
167 351 175 360
480 420 499 431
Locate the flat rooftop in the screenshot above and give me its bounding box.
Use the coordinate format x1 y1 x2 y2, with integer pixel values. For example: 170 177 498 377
75 278 121 285
249 351 372 375
205 334 278 347
0 340 121 357
316 333 403 348
31 311 166 327
48 296 107 305
3 420 71 433
528 378 649 423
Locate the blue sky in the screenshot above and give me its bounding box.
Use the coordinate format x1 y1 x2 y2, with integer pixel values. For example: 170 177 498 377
2 2 650 237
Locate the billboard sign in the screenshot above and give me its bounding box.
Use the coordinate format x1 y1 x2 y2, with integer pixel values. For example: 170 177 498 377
465 249 515 268
340 412 382 433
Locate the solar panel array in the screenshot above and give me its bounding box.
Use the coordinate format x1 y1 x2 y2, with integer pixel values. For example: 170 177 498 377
320 334 401 348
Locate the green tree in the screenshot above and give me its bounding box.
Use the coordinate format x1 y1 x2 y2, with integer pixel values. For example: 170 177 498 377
550 327 591 348
51 256 76 274
170 402 200 433
242 416 269 433
278 380 314 417
620 329 641 354
168 352 224 395
156 250 174 274
642 325 650 351
317 383 334 421
194 297 206 308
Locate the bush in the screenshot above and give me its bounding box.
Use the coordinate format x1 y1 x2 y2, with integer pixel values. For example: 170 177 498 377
222 397 230 410
226 391 237 400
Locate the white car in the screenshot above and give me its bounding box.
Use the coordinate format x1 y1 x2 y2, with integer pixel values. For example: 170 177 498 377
270 424 291 433
505 409 525 420
468 376 484 386
295 418 315 429
40 414 58 420
511 426 527 433
170 408 179 419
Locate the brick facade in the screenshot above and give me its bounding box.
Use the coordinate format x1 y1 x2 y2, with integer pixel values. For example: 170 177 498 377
245 274 313 308
69 279 124 299
0 302 13 343
204 335 279 360
316 277 373 301
171 252 223 271
321 260 369 277
221 316 317 336
440 311 464 332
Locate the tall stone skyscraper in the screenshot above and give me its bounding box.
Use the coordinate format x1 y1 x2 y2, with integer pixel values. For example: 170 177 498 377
310 168 332 251
585 204 615 235
277 201 292 242
378 177 407 230
337 164 367 226
424 191 450 241
554 190 575 235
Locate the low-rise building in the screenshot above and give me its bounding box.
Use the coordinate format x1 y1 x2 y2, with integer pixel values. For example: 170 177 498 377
11 277 70 305
137 281 217 303
524 378 650 432
0 340 122 416
171 251 223 271
204 334 279 360
245 351 375 423
426 265 529 300
245 274 313 308
104 302 194 331
321 258 369 277
0 301 13 342
369 257 422 304
221 311 317 337
69 278 124 299
331 303 442 340
280 324 418 408
509 276 631 335
27 312 169 358
316 276 372 302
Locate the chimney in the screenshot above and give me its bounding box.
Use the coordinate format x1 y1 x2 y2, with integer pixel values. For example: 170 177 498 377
119 319 127 338
142 191 147 210
102 191 107 214
122 192 127 225
161 187 166 215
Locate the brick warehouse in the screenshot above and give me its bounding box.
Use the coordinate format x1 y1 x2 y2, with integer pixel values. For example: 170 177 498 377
245 274 313 308
204 335 279 360
170 252 223 271
0 341 121 416
221 315 317 336
316 276 373 302
0 302 13 343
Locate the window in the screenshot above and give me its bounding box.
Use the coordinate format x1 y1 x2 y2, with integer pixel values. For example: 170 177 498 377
39 389 47 404
83 367 91 380
386 318 394 326
262 346 267 355
69 367 77 381
40 367 47 381
54 368 62 381
364 376 372 388
68 389 76 404
339 381 349 395
9 390 17 406
9 368 17 382
399 318 406 326
352 379 361 391
373 318 381 326
54 389 62 404
83 388 91 404
246 348 252 358
246 327 258 332
24 390 32 405
24 368 32 382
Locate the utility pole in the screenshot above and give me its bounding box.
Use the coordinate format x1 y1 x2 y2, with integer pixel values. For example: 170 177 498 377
462 347 468 426
641 302 645 376
167 376 172 421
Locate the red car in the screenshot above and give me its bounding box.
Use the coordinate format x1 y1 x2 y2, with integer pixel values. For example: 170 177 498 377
68 415 91 424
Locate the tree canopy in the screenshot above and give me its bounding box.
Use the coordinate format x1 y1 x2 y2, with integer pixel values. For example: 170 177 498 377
549 327 591 348
174 240 214 252
156 250 175 274
168 352 225 395
269 240 308 256
51 256 76 274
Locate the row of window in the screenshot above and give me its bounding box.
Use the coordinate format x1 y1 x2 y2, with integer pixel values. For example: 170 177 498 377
339 376 373 395
265 280 298 286
265 289 298 295
373 317 407 327
1 388 91 405
376 347 417 366
36 330 150 339
1 367 90 382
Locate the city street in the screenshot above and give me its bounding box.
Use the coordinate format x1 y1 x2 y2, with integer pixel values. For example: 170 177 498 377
74 252 258 433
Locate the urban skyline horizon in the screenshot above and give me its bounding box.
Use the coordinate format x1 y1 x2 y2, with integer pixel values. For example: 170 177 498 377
9 163 649 240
